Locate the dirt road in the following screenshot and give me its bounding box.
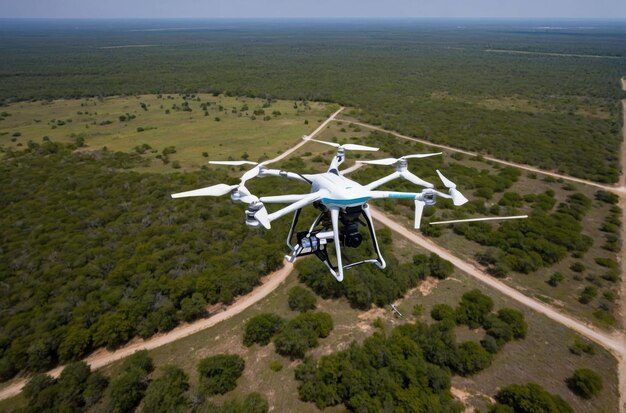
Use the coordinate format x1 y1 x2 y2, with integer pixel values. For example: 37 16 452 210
343 119 626 195
370 207 626 353
266 106 343 164
0 262 294 401
0 108 346 403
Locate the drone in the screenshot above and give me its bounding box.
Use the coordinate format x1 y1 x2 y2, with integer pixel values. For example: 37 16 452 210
171 137 526 282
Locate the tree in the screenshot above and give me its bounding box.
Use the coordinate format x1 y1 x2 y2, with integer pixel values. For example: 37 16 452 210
59 326 92 361
454 341 492 375
428 253 454 279
83 372 109 407
566 368 603 399
273 312 333 359
431 304 455 322
455 289 494 328
143 366 190 413
122 350 154 374
92 312 134 349
494 383 573 413
288 285 317 312
56 361 91 409
198 354 245 395
104 368 148 413
178 292 207 322
495 308 527 339
243 313 285 347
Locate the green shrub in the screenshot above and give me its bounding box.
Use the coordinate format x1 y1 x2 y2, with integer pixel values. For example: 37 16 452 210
566 368 603 399
243 313 285 347
455 289 494 329
142 366 189 413
494 383 573 413
198 354 245 395
431 304 455 321
288 285 317 312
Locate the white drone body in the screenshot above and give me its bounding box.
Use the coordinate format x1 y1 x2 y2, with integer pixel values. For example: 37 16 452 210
171 137 525 282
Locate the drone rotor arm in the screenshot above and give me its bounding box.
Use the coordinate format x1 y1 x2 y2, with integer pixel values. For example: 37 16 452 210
258 168 310 183
364 171 402 190
259 194 314 204
267 190 327 223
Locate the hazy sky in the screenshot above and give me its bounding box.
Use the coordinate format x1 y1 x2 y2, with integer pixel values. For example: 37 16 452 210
1 0 625 19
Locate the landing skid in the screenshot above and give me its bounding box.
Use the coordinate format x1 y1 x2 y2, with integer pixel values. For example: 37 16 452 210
285 203 386 281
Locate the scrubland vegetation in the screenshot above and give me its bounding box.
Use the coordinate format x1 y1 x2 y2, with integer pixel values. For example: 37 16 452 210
0 18 623 413
1 20 624 181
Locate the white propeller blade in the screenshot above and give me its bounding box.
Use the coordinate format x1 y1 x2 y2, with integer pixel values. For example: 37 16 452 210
209 160 258 166
436 169 468 206
357 158 398 166
400 170 434 188
358 153 442 166
171 183 237 199
430 215 528 225
254 206 271 229
403 153 443 159
414 200 425 229
309 139 379 151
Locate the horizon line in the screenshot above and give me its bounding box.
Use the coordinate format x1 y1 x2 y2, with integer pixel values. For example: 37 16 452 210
1 16 626 21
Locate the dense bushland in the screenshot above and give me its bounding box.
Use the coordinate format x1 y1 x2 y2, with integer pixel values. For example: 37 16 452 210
0 144 296 380
0 20 624 182
294 290 527 411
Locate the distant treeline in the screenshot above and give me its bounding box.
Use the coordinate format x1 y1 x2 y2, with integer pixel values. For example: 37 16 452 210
0 20 624 182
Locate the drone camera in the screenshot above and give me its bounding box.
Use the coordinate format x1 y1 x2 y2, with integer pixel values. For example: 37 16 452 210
295 230 327 255
340 222 363 248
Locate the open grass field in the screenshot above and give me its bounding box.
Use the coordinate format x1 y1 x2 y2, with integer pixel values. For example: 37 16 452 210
0 94 330 173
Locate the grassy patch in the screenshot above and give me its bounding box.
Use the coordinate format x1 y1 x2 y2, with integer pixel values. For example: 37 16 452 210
0 94 328 173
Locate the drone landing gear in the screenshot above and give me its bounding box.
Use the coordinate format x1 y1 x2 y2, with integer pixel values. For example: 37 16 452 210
285 203 386 282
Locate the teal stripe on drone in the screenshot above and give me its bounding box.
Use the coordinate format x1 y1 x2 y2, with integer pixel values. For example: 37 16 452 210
321 197 371 205
387 193 417 199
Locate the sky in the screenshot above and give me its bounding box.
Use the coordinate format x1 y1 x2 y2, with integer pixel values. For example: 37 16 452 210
1 0 625 19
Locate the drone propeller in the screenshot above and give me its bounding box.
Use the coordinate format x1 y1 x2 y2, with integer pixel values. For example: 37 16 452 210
430 215 528 225
171 159 267 201
171 183 238 198
208 160 259 166
436 170 468 206
308 138 379 152
359 153 441 188
357 153 442 166
209 158 271 186
414 200 425 229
